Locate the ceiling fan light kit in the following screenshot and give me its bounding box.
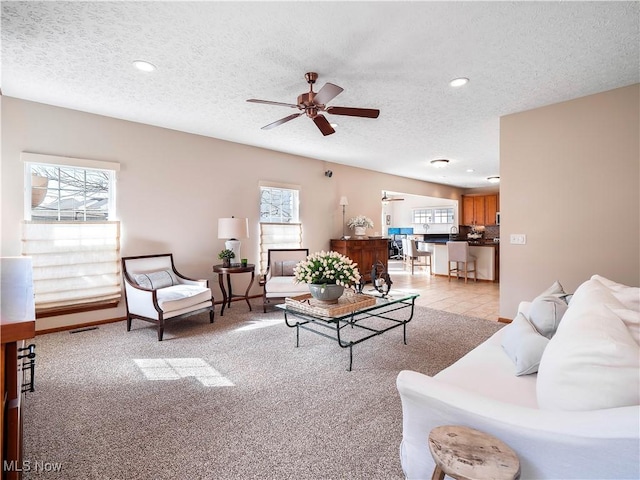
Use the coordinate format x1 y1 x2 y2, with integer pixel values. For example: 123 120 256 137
430 159 450 168
247 72 380 136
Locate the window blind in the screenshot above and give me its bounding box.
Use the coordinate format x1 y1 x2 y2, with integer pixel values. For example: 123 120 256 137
259 223 303 273
22 221 121 311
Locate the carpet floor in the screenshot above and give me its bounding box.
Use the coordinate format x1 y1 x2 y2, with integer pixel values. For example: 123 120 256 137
22 300 503 480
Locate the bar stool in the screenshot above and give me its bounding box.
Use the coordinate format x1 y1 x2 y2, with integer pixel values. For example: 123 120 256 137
447 241 477 283
405 239 433 275
428 425 520 480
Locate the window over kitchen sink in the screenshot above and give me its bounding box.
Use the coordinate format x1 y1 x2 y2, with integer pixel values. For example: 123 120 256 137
412 207 455 224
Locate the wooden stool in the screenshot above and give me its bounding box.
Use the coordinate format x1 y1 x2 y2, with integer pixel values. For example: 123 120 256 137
428 425 520 480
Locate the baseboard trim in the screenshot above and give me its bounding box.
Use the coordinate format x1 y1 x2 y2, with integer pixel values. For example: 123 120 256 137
37 316 127 335
498 317 512 324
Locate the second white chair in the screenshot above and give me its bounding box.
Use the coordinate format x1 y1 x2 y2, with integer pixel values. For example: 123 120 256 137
447 241 477 283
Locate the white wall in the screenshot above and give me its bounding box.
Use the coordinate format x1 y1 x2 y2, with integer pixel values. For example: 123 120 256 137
1 96 463 331
500 84 639 318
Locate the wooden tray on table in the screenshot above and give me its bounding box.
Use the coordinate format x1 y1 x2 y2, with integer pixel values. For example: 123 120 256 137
285 290 376 317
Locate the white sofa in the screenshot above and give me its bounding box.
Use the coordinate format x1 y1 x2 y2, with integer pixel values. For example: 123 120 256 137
397 275 640 479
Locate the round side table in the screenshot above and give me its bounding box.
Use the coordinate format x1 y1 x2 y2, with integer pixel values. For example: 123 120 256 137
428 425 520 480
212 264 255 316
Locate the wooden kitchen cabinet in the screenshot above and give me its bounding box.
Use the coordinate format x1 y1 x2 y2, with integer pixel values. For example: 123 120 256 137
462 194 499 226
484 194 499 226
330 238 388 283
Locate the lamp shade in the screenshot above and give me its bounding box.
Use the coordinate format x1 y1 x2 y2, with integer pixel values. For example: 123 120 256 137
218 217 249 240
339 196 349 206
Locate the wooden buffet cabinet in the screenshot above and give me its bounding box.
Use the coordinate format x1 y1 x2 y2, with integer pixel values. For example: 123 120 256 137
330 238 388 283
462 194 499 226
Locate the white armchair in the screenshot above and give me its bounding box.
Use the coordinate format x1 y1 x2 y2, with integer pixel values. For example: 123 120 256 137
122 254 214 341
260 248 309 312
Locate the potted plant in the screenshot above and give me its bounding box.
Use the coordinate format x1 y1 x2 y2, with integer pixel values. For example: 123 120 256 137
218 249 235 267
293 250 361 304
347 215 374 237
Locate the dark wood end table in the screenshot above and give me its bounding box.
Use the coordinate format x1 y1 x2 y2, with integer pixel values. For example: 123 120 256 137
212 264 255 316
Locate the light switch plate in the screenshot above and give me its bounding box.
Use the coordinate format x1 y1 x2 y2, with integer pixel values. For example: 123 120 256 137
510 234 526 245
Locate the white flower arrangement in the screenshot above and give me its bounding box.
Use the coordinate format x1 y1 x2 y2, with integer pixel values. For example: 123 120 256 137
293 250 361 286
347 215 374 229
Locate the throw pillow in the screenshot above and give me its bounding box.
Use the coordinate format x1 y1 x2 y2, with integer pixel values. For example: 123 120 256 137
501 312 550 376
133 270 178 289
537 280 640 411
528 281 569 338
591 274 640 311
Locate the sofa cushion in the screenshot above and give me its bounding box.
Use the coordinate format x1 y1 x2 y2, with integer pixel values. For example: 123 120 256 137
537 279 640 411
501 312 550 376
133 270 178 289
156 284 212 313
436 327 539 408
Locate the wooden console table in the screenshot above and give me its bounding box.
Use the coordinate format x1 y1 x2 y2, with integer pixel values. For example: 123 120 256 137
330 238 388 283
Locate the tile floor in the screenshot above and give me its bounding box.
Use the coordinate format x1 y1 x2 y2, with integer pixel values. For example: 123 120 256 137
384 259 500 321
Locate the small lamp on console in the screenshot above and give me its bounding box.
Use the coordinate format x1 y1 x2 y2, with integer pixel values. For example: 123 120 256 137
218 217 249 264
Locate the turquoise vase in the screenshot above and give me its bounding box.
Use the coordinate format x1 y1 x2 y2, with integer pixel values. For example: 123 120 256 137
308 284 345 304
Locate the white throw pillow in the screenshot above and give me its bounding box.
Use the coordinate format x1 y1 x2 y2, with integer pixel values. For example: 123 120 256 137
133 270 179 289
537 280 640 411
528 281 569 339
501 312 549 376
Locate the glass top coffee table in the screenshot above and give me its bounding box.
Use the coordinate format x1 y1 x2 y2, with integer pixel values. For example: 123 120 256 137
276 290 419 371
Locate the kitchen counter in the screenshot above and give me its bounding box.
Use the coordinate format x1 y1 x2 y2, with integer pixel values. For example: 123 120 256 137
416 240 499 282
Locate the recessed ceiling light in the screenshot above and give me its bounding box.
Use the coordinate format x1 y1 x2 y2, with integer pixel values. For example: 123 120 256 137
133 60 156 72
430 159 450 168
487 176 500 183
450 77 469 87
466 168 475 173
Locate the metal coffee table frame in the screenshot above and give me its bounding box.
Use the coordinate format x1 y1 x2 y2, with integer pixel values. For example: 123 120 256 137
276 293 419 371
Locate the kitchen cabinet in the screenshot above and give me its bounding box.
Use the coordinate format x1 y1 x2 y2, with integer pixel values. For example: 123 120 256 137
462 194 499 226
330 238 388 283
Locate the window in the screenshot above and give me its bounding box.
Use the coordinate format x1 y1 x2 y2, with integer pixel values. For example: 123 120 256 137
259 183 302 272
22 153 121 316
412 206 455 224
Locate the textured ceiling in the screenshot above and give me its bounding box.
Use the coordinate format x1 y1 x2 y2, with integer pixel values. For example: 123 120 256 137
2 1 638 188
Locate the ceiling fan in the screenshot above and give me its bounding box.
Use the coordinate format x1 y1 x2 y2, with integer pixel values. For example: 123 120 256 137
381 191 404 203
247 72 380 136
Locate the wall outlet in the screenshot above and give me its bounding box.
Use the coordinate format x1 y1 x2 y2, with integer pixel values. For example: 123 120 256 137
510 234 526 245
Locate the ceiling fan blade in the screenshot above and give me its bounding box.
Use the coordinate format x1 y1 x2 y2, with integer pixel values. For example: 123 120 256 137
247 99 299 109
326 106 380 118
312 114 335 136
261 113 303 130
313 82 344 106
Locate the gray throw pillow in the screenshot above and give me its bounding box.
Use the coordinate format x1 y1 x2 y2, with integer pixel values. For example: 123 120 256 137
133 270 178 289
529 281 569 338
501 312 550 376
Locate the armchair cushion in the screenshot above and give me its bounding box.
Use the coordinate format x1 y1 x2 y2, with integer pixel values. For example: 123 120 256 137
157 285 212 313
265 276 308 295
133 270 179 289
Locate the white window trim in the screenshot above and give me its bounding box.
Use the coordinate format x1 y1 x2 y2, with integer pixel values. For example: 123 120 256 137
23 152 119 221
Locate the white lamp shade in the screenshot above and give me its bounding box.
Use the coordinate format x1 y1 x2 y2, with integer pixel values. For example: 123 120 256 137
339 196 349 206
218 217 249 240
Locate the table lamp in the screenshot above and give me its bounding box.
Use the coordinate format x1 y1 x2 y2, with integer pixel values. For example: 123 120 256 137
339 196 349 239
218 217 249 264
